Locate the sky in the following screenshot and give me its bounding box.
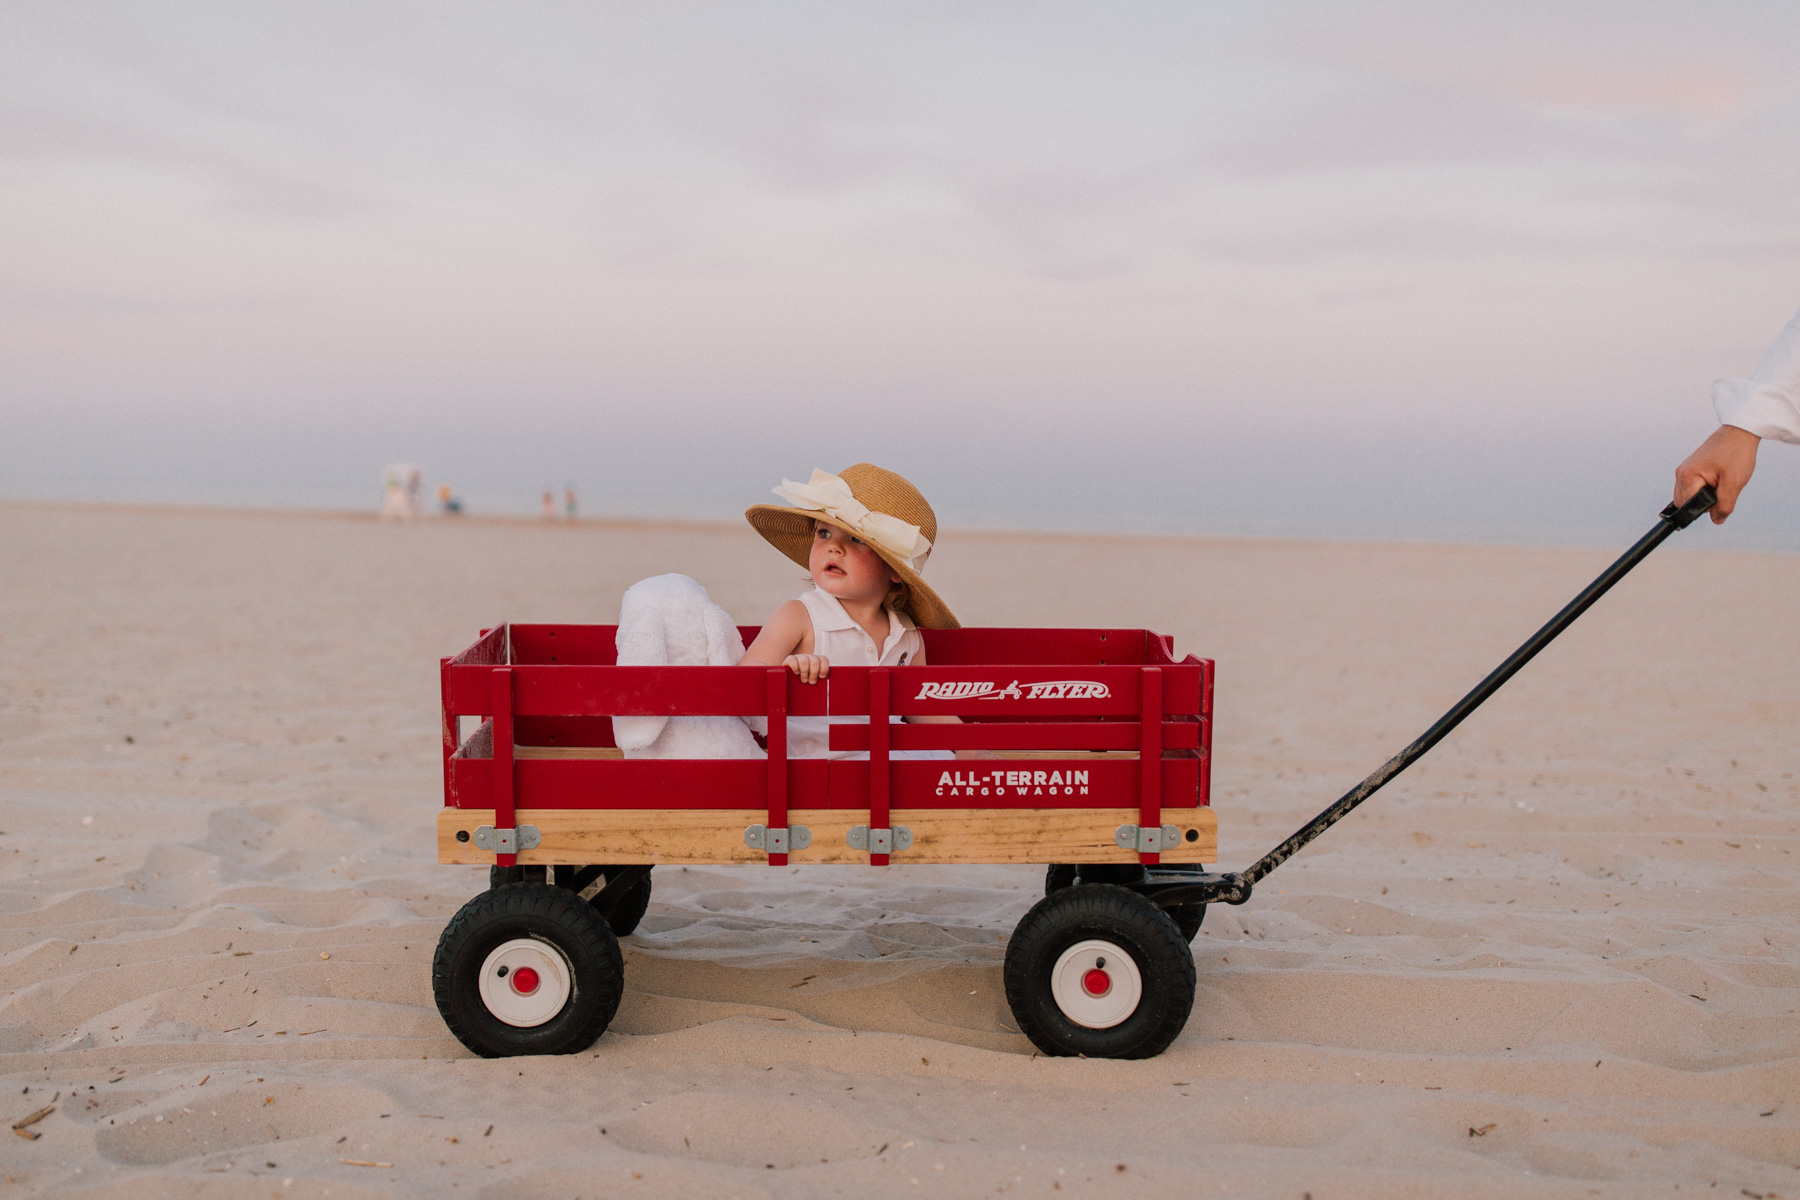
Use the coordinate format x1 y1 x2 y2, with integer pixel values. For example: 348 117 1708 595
4 1 1799 548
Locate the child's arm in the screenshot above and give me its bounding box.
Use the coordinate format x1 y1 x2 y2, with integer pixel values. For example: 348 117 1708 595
739 600 829 684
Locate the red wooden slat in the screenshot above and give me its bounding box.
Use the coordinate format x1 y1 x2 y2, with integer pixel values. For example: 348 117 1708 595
509 624 619 666
440 657 455 808
1139 667 1162 866
452 626 1207 677
827 721 1199 753
449 756 1199 811
919 628 1152 665
513 715 617 748
467 625 1203 671
827 665 1201 717
1200 660 1215 815
766 668 788 866
492 668 516 868
833 758 1202 810
445 665 831 718
869 667 890 865
450 624 508 666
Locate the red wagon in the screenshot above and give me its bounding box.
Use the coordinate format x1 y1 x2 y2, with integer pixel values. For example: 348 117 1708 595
432 622 1217 1059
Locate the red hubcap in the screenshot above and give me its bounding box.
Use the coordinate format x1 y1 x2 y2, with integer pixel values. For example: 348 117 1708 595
1081 968 1111 997
510 966 541 995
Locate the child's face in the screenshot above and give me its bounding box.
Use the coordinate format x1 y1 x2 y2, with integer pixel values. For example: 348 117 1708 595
808 521 898 605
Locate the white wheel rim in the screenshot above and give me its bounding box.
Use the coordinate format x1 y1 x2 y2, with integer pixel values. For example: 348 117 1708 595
1050 939 1142 1029
478 937 573 1028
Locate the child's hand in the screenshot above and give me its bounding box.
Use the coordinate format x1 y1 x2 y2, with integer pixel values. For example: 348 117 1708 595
784 654 829 684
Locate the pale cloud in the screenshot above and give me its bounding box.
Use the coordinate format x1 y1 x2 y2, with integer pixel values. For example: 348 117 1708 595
1 1 1796 546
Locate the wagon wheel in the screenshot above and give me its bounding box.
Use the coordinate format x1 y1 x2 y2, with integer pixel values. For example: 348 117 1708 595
1045 864 1206 943
490 865 655 937
1003 884 1196 1059
585 867 653 938
432 883 623 1058
1158 864 1208 943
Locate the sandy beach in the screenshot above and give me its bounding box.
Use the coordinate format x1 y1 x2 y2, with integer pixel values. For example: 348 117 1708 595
1 500 1796 1199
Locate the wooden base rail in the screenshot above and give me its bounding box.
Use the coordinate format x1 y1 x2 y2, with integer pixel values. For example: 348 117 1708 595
438 806 1217 867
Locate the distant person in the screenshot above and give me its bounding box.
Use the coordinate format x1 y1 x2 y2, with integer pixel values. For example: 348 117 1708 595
382 463 423 520
564 484 578 520
437 483 462 515
541 490 556 519
1674 306 1800 522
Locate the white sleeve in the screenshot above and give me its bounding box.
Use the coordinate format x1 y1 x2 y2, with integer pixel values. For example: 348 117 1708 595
1713 306 1800 444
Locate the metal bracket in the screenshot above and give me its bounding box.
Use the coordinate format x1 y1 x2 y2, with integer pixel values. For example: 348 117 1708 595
473 825 541 854
744 824 811 853
1115 823 1181 853
846 825 914 854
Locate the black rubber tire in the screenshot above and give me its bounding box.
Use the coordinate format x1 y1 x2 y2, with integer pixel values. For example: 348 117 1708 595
594 872 652 938
1048 864 1205 940
1003 883 1196 1059
432 883 623 1058
1160 863 1207 942
1169 902 1205 942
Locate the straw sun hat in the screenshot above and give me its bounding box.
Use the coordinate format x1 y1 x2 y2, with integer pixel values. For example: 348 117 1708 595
745 463 959 630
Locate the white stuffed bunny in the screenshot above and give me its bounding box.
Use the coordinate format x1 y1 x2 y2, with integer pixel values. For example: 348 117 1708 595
612 574 765 759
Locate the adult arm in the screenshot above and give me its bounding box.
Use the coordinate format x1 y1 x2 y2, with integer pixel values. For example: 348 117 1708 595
1674 306 1800 522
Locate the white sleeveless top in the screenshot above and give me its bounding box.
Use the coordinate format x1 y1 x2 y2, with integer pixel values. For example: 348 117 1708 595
788 587 923 759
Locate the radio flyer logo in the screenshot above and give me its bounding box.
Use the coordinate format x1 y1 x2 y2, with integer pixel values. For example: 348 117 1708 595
937 769 1089 798
914 679 1110 701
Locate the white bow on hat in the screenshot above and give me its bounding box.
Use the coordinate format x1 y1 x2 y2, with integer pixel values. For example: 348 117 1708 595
771 469 933 571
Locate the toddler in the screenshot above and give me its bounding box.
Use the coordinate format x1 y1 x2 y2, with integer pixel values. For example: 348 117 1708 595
740 464 966 759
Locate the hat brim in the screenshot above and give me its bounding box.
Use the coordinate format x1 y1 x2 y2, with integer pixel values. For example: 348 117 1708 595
745 504 960 630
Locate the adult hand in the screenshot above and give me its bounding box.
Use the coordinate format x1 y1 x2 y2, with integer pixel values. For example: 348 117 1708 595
1674 425 1760 524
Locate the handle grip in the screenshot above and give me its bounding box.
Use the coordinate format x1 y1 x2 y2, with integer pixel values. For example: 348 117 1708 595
1661 484 1717 530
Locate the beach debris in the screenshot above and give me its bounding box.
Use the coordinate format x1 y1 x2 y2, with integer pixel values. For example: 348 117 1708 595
320 952 330 960
340 1158 393 1168
1468 1123 1496 1137
82 816 93 826
12 1106 53 1139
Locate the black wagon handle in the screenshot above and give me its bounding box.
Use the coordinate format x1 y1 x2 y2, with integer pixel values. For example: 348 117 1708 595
1154 485 1718 909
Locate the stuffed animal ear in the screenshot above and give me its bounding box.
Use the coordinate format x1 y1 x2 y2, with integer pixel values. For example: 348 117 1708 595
613 579 671 749
702 602 747 667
